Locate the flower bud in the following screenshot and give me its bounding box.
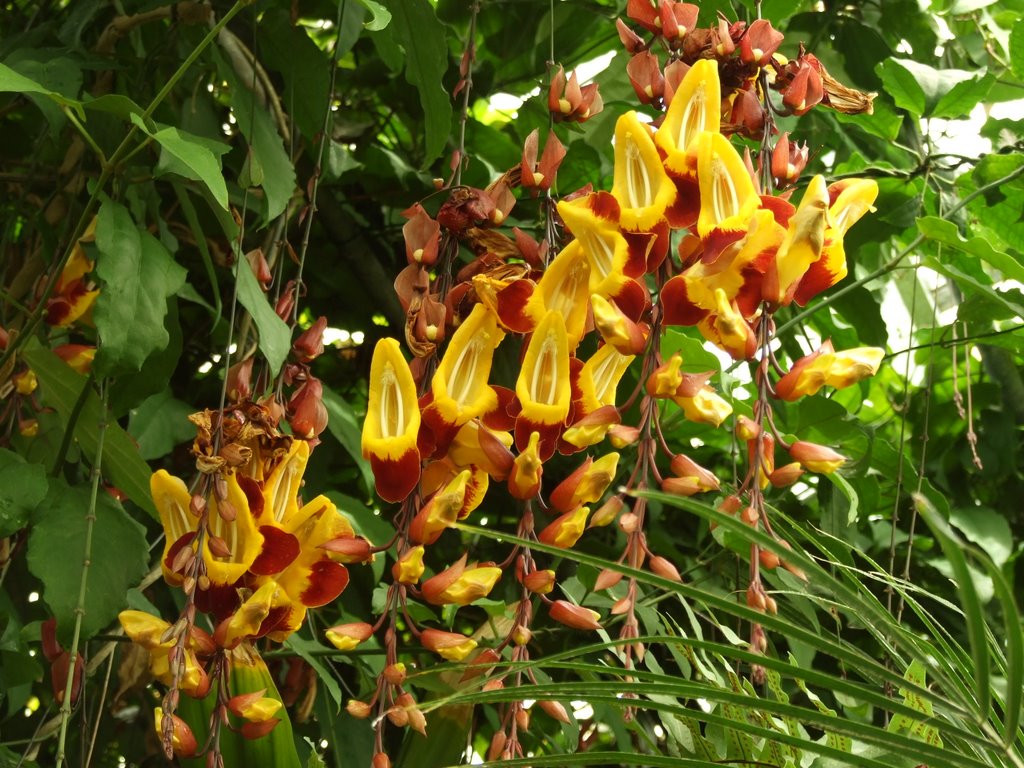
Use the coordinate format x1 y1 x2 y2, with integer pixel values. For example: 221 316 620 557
383 662 407 686
594 568 624 591
619 512 640 533
769 462 805 488
154 708 198 758
513 624 533 646
549 600 602 631
521 568 556 594
373 753 392 768
648 555 682 582
392 545 426 585
347 700 373 719
735 415 760 441
325 622 374 651
589 495 624 527
538 699 571 724
421 629 478 661
293 316 327 362
789 441 846 474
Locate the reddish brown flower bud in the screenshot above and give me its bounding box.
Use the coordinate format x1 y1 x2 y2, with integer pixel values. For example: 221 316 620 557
739 19 783 66
288 377 327 439
402 204 441 266
594 568 624 591
789 441 846 473
347 700 373 719
372 753 392 768
549 600 602 631
616 18 646 54
626 50 664 106
41 617 61 662
293 316 327 362
769 462 805 488
245 248 273 286
771 133 810 189
521 568 556 594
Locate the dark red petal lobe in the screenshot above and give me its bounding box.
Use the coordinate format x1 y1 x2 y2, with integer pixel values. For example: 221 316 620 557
514 419 563 462
249 526 301 576
660 276 708 326
236 475 265 520
300 560 350 607
496 280 537 333
420 404 461 460
701 229 747 267
665 173 701 231
760 195 795 228
482 386 518 431
255 605 293 638
588 190 621 222
371 449 421 503
196 582 241 622
607 278 649 323
793 258 839 306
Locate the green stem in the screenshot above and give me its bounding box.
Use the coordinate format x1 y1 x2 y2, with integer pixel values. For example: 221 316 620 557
63 107 107 165
0 1 245 373
776 161 1024 337
50 370 96 476
54 379 108 767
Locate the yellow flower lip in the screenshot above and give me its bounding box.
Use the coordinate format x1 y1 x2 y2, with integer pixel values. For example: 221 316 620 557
612 111 676 232
696 132 760 237
656 58 721 173
362 337 421 503
431 304 504 426
527 242 591 350
556 196 629 296
773 174 830 305
516 311 571 429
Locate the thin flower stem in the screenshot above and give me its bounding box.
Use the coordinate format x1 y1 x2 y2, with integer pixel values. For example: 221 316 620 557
54 379 109 767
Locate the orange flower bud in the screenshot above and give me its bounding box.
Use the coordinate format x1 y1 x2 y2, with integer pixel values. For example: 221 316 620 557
549 600 602 631
589 495 625 527
521 568 556 594
549 453 620 514
373 753 392 768
674 386 733 427
789 441 846 474
619 511 640 533
768 462 805 488
325 622 374 651
347 700 373 719
735 415 760 441
228 689 282 723
538 699 572 724
154 708 197 758
608 424 641 448
594 568 624 591
648 555 682 582
293 316 327 362
421 629 478 661
384 662 407 686
538 505 590 549
392 545 426 585
422 554 502 606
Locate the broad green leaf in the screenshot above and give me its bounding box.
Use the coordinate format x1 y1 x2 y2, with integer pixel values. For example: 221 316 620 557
1011 22 1024 79
322 387 374 494
234 257 291 377
130 113 229 209
217 51 296 224
0 61 55 95
0 448 47 537
26 480 148 644
93 200 186 376
127 389 195 461
876 59 987 117
81 93 144 121
357 0 392 30
21 346 157 519
950 505 1013 568
384 0 452 165
917 215 1024 283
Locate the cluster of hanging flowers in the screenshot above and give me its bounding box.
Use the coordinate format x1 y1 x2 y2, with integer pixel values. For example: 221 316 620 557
355 5 886 750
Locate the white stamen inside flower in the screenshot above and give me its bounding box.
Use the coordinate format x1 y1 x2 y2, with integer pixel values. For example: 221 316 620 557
546 261 586 317
711 157 740 223
531 335 559 406
449 338 484 405
678 83 707 151
581 230 614 280
380 363 403 438
624 136 652 210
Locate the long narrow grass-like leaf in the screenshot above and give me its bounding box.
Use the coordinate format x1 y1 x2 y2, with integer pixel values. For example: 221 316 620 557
913 492 990 724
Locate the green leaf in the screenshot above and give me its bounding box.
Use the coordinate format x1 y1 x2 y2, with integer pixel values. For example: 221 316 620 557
876 59 988 117
913 492 990 724
284 633 342 708
93 200 186 376
321 387 374 494
234 257 291 377
917 215 1024 283
130 113 229 209
1011 22 1024 79
0 448 47 537
127 389 195 461
216 51 296 224
950 505 1013 568
21 346 157 519
26 480 148 644
384 0 452 165
932 71 995 119
357 0 392 30
0 61 56 96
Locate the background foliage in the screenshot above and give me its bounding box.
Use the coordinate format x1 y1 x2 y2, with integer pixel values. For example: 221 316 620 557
1 0 1023 766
